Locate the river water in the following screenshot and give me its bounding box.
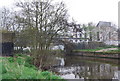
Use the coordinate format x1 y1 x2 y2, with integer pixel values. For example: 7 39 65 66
50 55 120 80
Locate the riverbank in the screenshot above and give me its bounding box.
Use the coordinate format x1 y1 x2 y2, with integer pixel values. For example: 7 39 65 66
0 54 64 80
74 46 120 53
73 47 120 59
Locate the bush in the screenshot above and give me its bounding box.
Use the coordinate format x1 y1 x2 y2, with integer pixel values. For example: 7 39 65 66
15 54 37 69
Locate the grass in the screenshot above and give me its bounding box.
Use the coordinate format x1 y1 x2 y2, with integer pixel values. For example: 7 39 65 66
73 47 105 52
74 46 120 53
0 54 65 80
103 49 120 53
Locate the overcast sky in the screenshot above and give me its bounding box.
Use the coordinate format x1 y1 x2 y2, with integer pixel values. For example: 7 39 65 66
0 0 119 25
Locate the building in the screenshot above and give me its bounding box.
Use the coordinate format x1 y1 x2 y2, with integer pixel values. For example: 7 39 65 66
95 21 118 45
63 23 88 43
1 32 14 56
64 21 118 46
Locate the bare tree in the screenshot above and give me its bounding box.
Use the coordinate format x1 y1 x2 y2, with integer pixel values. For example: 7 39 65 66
14 0 69 68
0 7 19 31
0 8 11 30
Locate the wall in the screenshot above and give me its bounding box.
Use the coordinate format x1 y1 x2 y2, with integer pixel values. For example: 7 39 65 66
1 32 14 56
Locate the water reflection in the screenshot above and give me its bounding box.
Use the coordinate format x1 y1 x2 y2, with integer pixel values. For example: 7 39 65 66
56 57 65 66
51 56 119 80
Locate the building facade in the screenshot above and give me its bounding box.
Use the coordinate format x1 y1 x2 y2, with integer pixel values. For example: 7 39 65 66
95 21 118 45
64 21 118 45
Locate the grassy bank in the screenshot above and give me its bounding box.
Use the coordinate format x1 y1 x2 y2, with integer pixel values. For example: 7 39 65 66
74 46 120 54
105 49 120 53
0 54 64 80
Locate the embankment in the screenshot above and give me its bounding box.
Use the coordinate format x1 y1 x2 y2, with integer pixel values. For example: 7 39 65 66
73 52 119 59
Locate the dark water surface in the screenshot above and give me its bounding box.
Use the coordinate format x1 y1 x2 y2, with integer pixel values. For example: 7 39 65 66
50 55 120 80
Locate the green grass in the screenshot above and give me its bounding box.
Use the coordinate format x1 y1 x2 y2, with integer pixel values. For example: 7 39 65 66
74 47 104 52
0 54 64 80
74 46 119 53
103 49 120 53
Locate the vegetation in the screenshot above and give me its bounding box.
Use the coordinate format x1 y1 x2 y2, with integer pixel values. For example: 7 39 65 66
0 0 70 69
74 48 102 52
0 54 64 80
74 46 119 53
104 49 120 53
0 30 13 33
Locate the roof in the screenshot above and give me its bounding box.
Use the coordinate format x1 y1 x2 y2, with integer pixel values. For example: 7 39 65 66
96 21 111 27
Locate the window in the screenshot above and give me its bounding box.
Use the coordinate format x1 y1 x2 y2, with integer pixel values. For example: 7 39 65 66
97 32 100 41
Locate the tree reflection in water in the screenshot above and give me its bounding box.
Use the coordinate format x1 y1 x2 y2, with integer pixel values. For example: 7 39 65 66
51 56 119 80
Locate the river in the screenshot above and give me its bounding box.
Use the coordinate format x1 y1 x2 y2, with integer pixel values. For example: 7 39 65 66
50 55 120 80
